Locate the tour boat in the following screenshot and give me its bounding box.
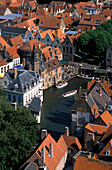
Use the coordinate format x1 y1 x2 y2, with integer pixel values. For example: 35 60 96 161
56 81 68 89
76 75 94 80
62 90 77 97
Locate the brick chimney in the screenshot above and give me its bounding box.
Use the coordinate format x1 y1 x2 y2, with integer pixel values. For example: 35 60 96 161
64 127 69 136
41 129 48 140
49 143 53 157
14 68 17 80
41 147 45 167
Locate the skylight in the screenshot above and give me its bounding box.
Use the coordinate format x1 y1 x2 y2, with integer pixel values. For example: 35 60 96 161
40 21 43 24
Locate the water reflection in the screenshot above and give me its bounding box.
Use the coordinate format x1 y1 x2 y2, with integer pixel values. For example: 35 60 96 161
40 77 89 139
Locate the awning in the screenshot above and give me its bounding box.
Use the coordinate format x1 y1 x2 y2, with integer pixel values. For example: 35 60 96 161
14 65 21 69
59 60 67 64
0 74 4 78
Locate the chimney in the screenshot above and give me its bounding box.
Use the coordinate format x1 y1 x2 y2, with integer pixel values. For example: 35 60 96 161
49 143 53 157
64 127 69 136
99 87 102 96
79 86 82 95
41 147 45 167
22 58 26 67
107 78 110 84
83 92 87 101
41 129 48 140
14 68 17 79
96 78 100 87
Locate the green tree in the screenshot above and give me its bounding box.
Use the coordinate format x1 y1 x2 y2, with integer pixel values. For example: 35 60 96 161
0 91 38 170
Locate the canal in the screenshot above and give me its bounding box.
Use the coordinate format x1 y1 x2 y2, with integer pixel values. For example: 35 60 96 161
40 77 90 140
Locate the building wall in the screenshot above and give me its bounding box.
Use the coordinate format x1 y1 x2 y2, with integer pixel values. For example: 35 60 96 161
62 37 76 61
56 150 68 170
106 46 112 67
0 62 13 76
43 66 62 89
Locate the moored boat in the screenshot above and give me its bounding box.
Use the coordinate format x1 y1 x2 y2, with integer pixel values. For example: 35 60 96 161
56 81 68 89
76 75 94 80
62 90 77 97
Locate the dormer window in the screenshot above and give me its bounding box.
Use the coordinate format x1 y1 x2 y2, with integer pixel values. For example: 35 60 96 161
106 150 110 156
56 23 59 27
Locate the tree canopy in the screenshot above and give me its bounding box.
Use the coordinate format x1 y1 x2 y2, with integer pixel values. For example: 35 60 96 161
79 19 112 57
0 88 38 170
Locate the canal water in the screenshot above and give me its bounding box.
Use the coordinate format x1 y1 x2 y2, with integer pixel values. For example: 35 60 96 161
40 77 89 140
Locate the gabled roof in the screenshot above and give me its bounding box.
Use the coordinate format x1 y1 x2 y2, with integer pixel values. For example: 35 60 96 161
10 35 23 47
45 58 61 72
85 123 108 134
100 139 112 156
36 15 64 29
7 46 20 59
62 135 82 150
36 134 67 170
100 111 112 127
74 155 112 170
20 39 46 51
78 14 106 26
100 125 112 142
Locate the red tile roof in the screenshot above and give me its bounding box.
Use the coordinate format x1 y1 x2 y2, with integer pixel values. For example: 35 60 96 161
10 35 23 47
85 123 108 134
100 139 112 156
20 39 46 51
0 58 7 67
36 134 67 170
100 125 112 142
74 155 112 170
62 135 82 150
45 58 61 72
100 111 112 127
7 46 20 59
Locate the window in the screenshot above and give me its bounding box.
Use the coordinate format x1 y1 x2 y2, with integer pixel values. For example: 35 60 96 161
1 67 3 73
18 97 21 103
40 21 43 24
38 37 40 41
47 39 49 42
66 41 69 45
8 94 11 101
4 67 6 73
106 150 110 156
70 47 72 54
95 20 101 25
108 53 111 58
63 47 65 52
13 95 16 102
56 23 59 27
67 47 68 53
